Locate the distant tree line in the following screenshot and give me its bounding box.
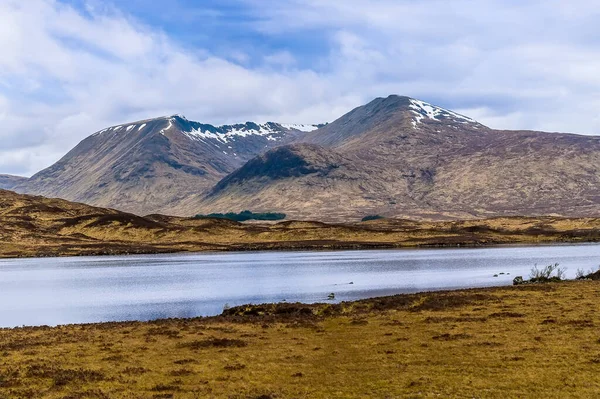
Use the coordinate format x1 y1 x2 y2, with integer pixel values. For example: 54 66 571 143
194 210 286 222
361 215 385 222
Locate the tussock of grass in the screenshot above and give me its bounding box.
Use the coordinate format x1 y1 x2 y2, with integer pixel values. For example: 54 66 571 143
178 337 248 350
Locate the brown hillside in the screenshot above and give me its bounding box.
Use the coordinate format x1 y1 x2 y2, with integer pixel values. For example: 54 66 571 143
1 190 599 258
199 95 600 221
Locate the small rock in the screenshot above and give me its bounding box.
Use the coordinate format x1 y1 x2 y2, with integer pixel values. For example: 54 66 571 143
513 276 525 285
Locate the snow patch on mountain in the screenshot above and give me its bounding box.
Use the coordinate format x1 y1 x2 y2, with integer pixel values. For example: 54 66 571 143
160 118 174 135
183 124 278 143
409 99 477 128
280 123 319 132
90 116 319 142
92 128 108 136
180 121 314 144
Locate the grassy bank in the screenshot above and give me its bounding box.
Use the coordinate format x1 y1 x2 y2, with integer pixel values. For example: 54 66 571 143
2 281 600 398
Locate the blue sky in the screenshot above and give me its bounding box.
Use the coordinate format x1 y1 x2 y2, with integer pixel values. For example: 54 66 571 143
1 0 600 175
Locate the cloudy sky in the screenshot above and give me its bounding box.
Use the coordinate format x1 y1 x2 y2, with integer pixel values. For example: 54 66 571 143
1 0 600 176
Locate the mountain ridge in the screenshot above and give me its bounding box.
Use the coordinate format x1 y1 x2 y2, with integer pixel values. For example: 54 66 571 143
14 115 320 215
0 174 28 190
198 95 600 221
11 94 600 220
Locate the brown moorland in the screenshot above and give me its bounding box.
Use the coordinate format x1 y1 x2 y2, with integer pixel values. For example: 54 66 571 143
1 189 599 258
2 281 600 397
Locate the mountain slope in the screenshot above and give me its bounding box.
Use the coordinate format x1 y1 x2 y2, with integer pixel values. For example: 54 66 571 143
14 116 318 215
199 95 600 221
202 144 386 220
11 95 600 221
0 174 28 190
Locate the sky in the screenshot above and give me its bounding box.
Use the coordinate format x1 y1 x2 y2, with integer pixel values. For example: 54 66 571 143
1 0 600 176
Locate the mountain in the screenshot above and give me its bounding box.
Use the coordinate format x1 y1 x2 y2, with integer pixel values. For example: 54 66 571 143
0 174 28 190
202 144 379 221
14 116 319 215
199 95 600 221
12 95 600 221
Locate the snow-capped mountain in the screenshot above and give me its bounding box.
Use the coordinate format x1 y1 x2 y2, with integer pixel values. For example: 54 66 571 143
14 115 320 216
14 95 600 221
201 95 600 221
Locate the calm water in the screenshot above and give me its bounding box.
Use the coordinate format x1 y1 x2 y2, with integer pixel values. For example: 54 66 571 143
0 244 598 328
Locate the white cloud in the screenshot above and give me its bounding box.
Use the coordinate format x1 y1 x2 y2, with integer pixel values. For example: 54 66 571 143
0 0 341 175
247 0 600 132
1 0 600 176
264 51 296 67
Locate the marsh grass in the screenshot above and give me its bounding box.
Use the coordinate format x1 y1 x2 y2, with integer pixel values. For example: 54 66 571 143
2 282 600 398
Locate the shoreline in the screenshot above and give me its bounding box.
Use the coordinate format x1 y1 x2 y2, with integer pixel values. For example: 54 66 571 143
2 280 600 397
1 235 599 260
0 283 518 331
0 275 590 330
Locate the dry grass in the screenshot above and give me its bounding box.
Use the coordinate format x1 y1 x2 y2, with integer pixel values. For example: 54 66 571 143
1 189 599 258
2 281 600 398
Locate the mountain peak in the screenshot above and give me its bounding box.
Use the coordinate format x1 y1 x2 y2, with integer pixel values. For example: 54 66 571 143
90 115 176 137
366 95 481 127
360 95 412 114
89 115 321 144
299 94 488 149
